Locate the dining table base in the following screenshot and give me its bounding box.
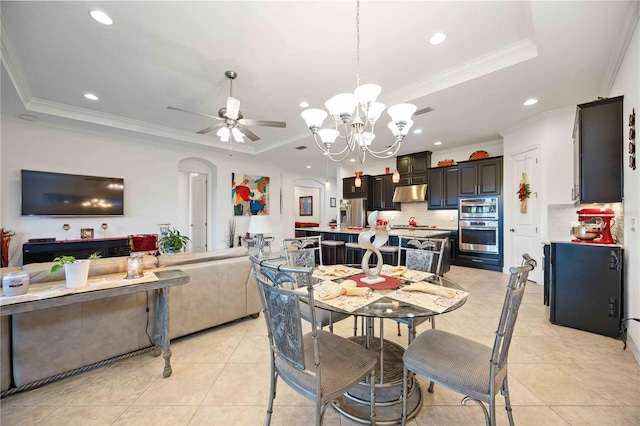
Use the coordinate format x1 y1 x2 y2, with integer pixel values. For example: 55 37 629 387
331 336 423 425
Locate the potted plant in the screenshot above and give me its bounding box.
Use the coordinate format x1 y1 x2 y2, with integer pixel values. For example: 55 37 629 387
158 228 190 254
51 252 101 288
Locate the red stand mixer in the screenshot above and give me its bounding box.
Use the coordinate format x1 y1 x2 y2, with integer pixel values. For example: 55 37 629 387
571 208 616 244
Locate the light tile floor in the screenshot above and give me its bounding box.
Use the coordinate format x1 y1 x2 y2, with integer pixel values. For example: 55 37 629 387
1 266 639 425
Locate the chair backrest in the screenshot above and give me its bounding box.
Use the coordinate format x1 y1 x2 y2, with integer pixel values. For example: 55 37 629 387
491 253 537 375
249 256 320 373
282 235 323 267
398 237 447 275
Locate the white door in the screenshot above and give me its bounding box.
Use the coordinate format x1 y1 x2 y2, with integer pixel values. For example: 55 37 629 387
510 149 542 283
190 174 207 252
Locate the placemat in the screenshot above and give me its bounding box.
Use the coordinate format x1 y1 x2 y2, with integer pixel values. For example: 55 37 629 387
387 282 468 313
350 273 402 290
303 280 385 313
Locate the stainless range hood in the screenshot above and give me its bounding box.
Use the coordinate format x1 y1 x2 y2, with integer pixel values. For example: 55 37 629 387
392 184 428 203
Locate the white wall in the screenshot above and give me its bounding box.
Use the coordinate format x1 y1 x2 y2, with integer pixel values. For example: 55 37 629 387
293 186 321 223
609 20 639 363
0 118 290 265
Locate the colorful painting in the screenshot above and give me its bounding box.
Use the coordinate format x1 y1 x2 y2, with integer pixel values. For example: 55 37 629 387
232 173 269 216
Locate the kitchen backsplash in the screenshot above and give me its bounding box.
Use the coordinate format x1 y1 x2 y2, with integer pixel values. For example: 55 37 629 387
547 202 624 245
375 203 458 229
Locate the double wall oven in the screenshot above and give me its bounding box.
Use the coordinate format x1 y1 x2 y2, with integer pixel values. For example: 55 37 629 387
458 197 499 255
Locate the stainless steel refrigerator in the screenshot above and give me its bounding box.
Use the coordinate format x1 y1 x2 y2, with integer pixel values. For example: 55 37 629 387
340 198 367 228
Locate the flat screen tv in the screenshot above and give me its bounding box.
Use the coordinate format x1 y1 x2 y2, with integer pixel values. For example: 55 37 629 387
21 170 124 216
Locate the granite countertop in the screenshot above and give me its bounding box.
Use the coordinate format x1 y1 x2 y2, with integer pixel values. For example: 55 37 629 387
297 226 452 238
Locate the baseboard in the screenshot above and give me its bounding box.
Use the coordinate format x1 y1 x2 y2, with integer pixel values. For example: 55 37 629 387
626 329 640 365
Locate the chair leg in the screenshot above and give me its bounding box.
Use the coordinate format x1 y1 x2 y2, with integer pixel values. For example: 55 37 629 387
397 321 402 336
401 367 408 426
502 376 515 426
265 360 277 426
428 381 435 393
370 369 377 425
328 312 334 333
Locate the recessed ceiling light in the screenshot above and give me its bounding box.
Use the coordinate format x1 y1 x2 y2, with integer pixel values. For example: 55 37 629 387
434 141 442 146
523 98 538 106
349 158 356 162
306 165 311 169
89 10 113 26
84 93 99 101
299 101 309 108
413 129 422 134
387 151 394 155
429 32 447 45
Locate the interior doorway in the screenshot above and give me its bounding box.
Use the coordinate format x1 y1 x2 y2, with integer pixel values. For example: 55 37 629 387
509 148 542 283
190 174 207 252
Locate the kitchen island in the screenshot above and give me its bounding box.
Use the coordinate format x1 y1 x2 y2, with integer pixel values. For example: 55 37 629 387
295 226 452 269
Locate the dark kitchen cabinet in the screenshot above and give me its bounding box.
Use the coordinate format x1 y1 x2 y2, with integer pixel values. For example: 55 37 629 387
572 96 623 203
549 242 623 338
396 151 431 186
458 157 502 196
342 175 370 199
369 174 400 211
427 166 458 210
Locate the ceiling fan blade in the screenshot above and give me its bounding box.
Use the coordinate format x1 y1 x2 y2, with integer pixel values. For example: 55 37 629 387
414 106 433 116
238 125 260 142
196 124 224 134
226 97 241 120
167 106 223 121
238 119 287 128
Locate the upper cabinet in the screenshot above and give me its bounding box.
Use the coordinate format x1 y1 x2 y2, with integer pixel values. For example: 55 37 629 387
369 174 401 211
427 166 458 210
396 151 431 186
343 175 370 199
458 157 502 196
572 96 623 203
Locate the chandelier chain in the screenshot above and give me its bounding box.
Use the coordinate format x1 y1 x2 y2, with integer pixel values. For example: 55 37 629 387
356 0 360 87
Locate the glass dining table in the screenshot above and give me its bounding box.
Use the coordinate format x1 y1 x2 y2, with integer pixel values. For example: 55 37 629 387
308 263 469 425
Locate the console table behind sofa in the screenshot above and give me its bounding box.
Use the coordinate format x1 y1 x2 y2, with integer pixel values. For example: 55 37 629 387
0 247 260 396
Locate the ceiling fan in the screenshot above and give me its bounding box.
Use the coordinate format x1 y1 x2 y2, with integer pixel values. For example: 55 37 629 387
167 70 286 142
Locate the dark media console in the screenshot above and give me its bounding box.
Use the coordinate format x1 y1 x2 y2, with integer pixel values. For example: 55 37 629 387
23 237 130 264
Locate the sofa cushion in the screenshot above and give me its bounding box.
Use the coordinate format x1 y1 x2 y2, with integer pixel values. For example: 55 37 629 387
157 247 248 268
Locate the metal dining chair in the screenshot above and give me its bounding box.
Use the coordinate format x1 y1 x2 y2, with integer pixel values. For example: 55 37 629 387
395 237 448 344
250 256 378 426
282 237 351 333
401 254 536 426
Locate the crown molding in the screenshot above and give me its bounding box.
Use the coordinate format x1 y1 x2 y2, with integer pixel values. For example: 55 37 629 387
0 14 32 104
499 105 575 136
600 1 640 95
383 38 538 106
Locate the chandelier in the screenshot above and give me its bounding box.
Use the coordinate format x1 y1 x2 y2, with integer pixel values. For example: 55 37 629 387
301 1 416 164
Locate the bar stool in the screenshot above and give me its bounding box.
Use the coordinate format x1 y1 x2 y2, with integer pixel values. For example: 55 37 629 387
379 244 399 265
321 240 345 265
345 242 364 264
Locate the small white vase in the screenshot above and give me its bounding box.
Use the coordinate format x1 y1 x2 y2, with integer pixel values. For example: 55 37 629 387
64 260 91 289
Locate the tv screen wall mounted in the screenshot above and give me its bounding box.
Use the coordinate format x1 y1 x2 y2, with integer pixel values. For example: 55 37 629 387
21 170 124 216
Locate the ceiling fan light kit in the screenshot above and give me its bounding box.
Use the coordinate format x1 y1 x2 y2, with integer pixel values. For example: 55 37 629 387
300 0 417 164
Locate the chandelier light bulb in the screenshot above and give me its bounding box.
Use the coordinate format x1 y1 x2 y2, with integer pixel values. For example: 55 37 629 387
301 108 328 129
366 102 386 124
318 128 339 145
354 84 382 105
388 103 417 122
331 93 358 118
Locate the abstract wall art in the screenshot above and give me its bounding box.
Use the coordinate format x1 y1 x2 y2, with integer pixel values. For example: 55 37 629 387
232 173 270 216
